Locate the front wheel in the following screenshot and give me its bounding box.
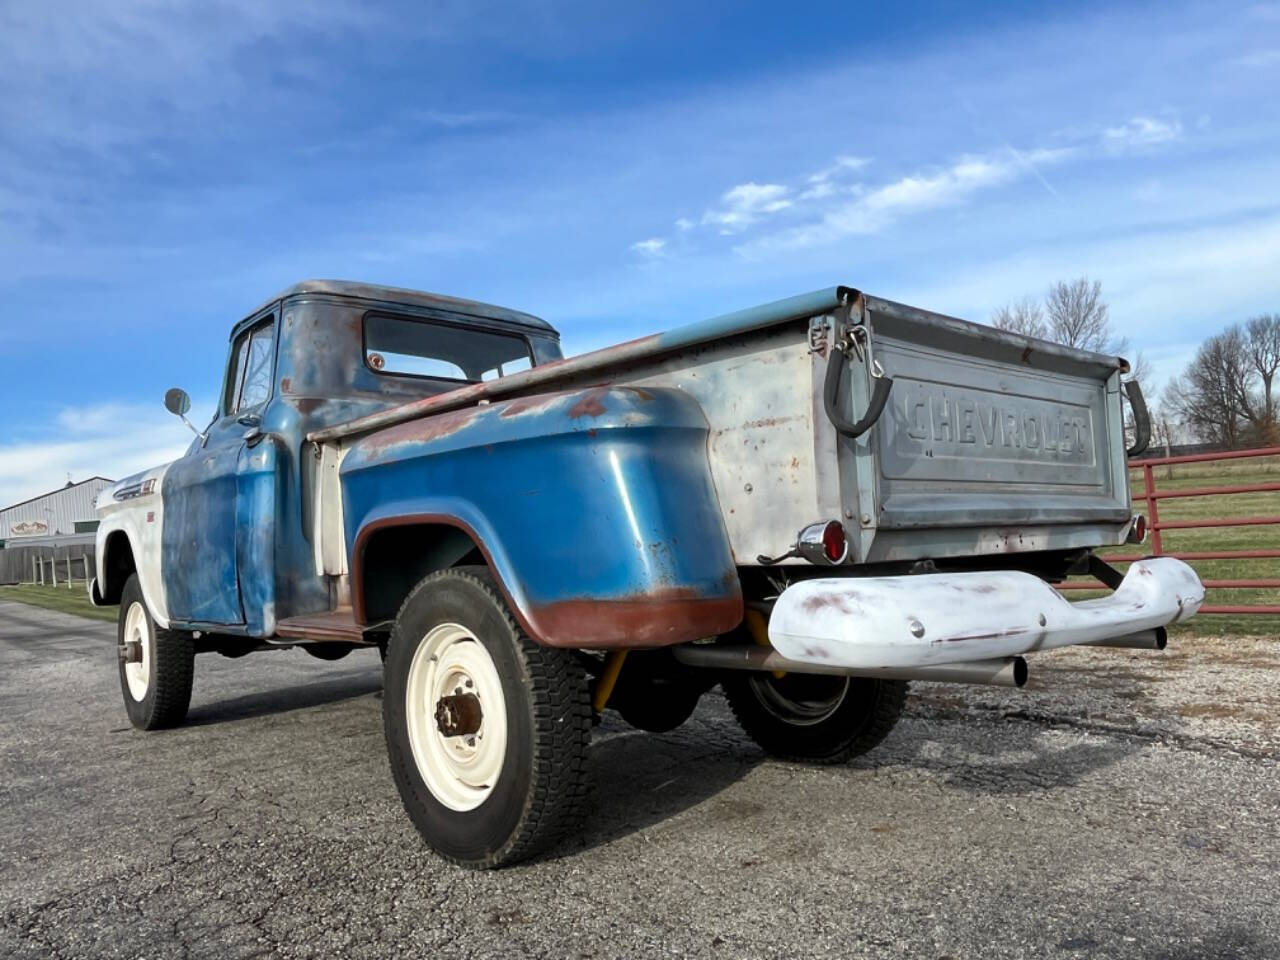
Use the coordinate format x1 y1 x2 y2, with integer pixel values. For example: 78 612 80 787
382 568 592 869
721 672 907 764
117 574 194 730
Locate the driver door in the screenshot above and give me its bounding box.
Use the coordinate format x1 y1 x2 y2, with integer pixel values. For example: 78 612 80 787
161 313 276 625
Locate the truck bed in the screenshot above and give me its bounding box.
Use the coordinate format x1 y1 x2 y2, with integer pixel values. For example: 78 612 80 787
309 286 1133 568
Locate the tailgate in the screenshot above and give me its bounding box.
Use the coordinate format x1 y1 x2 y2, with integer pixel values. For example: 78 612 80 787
846 295 1131 537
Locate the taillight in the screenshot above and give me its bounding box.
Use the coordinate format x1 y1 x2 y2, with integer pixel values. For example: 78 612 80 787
1127 514 1148 544
821 521 847 563
794 520 850 565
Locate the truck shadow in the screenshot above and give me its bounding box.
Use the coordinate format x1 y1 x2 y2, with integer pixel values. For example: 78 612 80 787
561 712 763 858
864 702 1143 795
184 669 384 726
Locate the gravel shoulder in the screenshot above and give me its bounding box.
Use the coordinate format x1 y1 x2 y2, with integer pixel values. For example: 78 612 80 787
1 601 1277 960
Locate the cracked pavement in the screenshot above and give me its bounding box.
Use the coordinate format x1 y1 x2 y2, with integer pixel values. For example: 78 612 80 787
1 600 1278 959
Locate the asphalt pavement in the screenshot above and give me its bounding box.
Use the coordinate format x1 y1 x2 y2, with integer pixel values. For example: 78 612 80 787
1 600 1277 959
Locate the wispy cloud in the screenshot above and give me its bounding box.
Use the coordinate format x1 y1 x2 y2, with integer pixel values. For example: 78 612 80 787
1231 48 1280 67
1102 116 1183 151
733 146 1074 256
700 182 793 234
0 402 196 508
629 237 667 257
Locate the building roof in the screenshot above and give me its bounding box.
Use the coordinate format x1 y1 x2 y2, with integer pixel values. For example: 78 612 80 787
0 476 114 515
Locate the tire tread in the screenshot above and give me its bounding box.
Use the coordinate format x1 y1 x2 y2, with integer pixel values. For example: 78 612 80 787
385 567 592 869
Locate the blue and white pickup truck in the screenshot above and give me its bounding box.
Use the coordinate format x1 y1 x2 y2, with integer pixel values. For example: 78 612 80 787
93 280 1204 867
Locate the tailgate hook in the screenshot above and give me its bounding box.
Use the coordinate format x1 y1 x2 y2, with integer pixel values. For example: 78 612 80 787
824 324 893 440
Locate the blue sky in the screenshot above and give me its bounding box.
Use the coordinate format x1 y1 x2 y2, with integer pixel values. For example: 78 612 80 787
1 0 1278 505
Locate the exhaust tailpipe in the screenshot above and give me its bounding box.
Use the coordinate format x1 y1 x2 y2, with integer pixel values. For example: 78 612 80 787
671 644 1028 688
1081 627 1167 651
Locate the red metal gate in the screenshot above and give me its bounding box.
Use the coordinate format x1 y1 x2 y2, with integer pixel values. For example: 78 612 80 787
1061 445 1280 614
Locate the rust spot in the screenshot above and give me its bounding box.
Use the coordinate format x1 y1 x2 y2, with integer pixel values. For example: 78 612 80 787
741 416 800 430
801 592 860 616
280 377 292 393
934 627 1029 644
294 398 324 415
360 406 483 450
498 394 557 418
568 388 609 419
531 588 743 649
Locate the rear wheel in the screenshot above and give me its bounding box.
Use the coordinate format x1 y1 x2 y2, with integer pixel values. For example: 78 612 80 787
117 575 194 730
382 568 592 868
721 672 907 764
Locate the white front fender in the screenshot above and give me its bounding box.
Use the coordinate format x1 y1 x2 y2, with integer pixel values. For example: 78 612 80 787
768 557 1205 669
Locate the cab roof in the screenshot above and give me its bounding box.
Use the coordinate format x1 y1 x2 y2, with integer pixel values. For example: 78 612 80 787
235 279 556 339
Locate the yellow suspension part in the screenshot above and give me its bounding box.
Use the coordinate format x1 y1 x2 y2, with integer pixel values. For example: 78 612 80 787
592 650 628 713
744 608 785 679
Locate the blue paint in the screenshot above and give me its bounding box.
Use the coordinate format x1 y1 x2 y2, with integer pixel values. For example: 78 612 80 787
161 434 246 625
341 386 742 646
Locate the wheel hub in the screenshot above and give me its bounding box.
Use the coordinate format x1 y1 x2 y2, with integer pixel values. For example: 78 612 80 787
435 692 483 738
404 623 508 812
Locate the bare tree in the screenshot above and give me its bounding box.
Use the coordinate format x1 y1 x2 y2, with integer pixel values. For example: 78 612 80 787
1246 314 1279 429
991 296 1048 340
1167 320 1280 448
1045 277 1112 353
993 277 1148 387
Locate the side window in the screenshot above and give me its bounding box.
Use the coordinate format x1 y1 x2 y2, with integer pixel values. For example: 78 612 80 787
224 320 275 415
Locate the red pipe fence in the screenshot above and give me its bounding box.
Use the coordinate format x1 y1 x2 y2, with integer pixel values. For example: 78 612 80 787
1060 445 1280 615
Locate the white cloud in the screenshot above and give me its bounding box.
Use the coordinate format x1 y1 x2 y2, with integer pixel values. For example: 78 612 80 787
675 217 695 231
1232 48 1280 67
737 147 1074 255
629 237 667 257
799 155 871 200
700 182 792 233
0 402 197 508
1103 116 1183 151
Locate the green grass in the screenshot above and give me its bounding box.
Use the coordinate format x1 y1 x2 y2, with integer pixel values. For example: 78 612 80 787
1089 452 1280 637
0 583 118 623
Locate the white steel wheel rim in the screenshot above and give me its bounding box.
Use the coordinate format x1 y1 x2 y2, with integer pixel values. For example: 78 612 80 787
405 622 507 812
123 601 151 702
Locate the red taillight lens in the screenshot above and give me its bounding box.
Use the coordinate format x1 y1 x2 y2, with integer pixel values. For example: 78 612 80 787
1127 514 1148 544
822 521 847 563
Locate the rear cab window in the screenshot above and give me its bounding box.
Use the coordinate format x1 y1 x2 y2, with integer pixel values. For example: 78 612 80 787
364 314 533 384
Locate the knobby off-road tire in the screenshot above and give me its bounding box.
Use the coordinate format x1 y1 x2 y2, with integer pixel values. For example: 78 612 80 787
383 567 593 869
117 574 194 730
722 673 908 764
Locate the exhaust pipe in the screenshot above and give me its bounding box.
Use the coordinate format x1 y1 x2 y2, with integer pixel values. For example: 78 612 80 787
1081 627 1167 651
671 644 1028 688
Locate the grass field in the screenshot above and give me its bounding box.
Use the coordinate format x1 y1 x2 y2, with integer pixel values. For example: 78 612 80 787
1096 451 1280 637
0 583 118 622
1 454 1276 638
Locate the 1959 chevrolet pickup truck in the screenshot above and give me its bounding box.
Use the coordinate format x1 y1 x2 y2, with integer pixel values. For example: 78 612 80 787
92 280 1204 867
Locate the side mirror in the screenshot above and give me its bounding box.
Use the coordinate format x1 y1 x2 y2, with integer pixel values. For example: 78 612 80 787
164 388 191 416
164 387 207 444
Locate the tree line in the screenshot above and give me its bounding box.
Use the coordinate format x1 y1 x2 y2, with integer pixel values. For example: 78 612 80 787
991 278 1279 451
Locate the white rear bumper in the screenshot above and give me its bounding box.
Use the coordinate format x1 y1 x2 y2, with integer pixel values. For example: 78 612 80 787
768 557 1205 669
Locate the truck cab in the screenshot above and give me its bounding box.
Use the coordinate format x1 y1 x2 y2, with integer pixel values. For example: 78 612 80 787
94 281 562 638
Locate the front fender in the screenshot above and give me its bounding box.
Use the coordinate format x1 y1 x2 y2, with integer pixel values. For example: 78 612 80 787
341 386 743 648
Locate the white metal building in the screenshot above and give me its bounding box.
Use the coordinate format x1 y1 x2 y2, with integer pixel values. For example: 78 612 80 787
0 477 114 549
